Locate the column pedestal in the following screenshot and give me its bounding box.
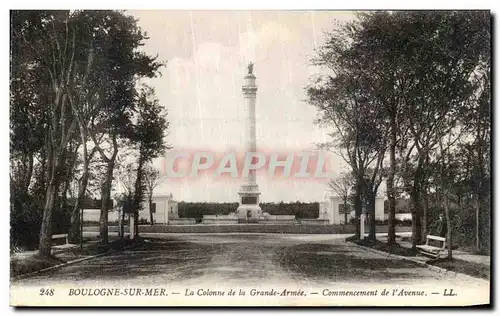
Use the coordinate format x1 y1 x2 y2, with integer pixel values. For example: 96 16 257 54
237 183 262 223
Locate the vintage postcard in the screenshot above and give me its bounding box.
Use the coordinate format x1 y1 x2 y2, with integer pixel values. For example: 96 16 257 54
9 9 491 307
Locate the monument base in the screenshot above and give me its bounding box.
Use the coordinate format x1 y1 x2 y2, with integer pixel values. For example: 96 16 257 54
236 204 262 223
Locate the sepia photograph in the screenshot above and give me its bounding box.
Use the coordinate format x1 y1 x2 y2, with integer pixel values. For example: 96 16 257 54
9 8 491 307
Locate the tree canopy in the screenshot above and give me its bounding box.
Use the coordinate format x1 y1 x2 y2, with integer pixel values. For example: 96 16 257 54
307 11 490 254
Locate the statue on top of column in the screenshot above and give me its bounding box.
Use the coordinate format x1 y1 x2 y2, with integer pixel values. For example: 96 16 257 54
247 62 254 75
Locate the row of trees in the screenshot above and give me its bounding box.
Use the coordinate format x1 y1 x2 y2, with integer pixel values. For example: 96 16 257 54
10 10 169 257
309 11 490 256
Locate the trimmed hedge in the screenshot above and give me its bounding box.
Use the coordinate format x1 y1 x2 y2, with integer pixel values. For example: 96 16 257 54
177 201 319 219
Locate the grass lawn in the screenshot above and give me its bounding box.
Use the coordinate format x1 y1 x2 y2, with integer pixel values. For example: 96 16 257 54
428 258 490 280
10 254 65 277
10 237 137 278
349 236 490 280
353 238 419 256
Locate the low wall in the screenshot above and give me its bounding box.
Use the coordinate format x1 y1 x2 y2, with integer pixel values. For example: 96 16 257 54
169 218 196 225
84 224 412 234
259 215 296 221
276 215 296 220
202 215 238 225
202 215 238 219
202 219 239 225
301 219 330 225
259 220 296 225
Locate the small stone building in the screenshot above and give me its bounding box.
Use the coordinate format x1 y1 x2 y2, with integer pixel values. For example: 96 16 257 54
319 190 385 224
139 193 179 224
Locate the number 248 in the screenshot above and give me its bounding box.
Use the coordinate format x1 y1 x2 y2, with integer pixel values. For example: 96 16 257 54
39 288 54 296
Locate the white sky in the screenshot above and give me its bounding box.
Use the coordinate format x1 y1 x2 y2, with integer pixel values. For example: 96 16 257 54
129 10 355 202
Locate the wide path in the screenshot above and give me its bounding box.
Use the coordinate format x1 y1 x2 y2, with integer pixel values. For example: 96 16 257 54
11 234 489 306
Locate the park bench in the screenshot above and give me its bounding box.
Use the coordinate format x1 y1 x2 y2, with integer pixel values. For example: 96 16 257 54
416 235 446 259
51 234 78 255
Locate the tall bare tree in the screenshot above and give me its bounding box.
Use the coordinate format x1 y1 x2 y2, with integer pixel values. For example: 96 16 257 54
328 173 353 225
144 165 164 226
307 23 388 239
129 86 169 237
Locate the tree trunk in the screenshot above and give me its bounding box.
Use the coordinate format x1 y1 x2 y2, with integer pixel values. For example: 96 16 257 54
37 147 48 193
134 212 139 237
38 83 76 257
97 135 119 245
99 183 109 244
475 193 480 251
68 172 89 243
149 194 154 226
444 192 452 260
99 160 115 244
367 193 376 241
387 113 397 245
354 179 363 238
38 179 57 257
344 200 348 226
118 206 125 239
21 152 34 195
69 151 90 244
421 184 429 240
476 137 483 251
123 208 127 236
59 150 75 212
132 153 146 237
38 126 70 257
68 115 90 244
68 201 81 243
410 187 422 249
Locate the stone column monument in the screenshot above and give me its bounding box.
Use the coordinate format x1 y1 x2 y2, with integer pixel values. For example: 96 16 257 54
236 62 262 223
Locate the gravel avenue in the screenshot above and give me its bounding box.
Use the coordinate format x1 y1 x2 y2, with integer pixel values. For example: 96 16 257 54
12 234 487 290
